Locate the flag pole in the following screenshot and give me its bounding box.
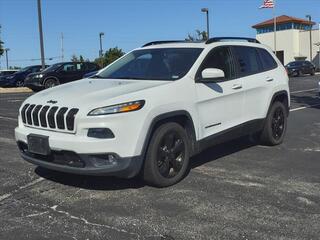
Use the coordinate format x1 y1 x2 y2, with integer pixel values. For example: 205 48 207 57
273 0 277 55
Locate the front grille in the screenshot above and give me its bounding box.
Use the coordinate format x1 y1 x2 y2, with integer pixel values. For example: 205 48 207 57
21 104 79 133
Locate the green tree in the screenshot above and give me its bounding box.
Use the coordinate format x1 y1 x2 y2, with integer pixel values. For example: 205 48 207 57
70 54 79 62
94 47 125 68
79 55 84 62
185 30 208 41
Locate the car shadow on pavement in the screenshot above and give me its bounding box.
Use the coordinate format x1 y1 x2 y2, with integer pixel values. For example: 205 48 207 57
190 136 256 169
35 136 257 190
35 167 146 190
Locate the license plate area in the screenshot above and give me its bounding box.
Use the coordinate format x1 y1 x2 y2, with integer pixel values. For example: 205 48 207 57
27 134 50 156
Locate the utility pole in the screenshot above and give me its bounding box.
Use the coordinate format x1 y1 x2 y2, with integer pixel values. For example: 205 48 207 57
61 32 64 62
4 48 9 69
37 0 46 69
306 15 312 62
99 32 104 57
201 8 210 39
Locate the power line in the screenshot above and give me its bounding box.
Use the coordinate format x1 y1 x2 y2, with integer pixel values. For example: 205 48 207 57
7 56 61 62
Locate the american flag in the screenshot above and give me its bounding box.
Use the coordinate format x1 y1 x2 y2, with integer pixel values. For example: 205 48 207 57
260 0 274 8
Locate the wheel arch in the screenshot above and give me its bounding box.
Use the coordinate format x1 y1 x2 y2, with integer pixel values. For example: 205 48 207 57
269 90 290 115
141 110 198 161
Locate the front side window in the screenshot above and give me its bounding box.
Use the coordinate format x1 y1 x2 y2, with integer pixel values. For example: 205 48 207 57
197 46 236 81
95 48 203 81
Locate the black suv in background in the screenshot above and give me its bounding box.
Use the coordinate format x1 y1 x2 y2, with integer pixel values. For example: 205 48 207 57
285 60 316 77
25 62 100 91
0 65 47 87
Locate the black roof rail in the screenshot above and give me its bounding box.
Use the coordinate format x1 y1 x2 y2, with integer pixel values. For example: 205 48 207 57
142 40 200 47
206 37 260 44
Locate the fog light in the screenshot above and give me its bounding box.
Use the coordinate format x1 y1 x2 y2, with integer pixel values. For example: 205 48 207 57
90 154 117 167
87 128 115 139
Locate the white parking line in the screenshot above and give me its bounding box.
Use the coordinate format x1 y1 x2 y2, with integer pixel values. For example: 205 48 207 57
290 104 320 112
291 88 318 94
0 116 18 121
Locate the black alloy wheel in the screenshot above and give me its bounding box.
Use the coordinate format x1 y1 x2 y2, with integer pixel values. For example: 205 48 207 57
143 122 190 187
157 130 185 178
271 107 285 141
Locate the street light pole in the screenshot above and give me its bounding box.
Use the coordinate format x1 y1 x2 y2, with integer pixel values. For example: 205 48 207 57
201 8 210 40
306 15 312 62
4 48 9 69
99 32 104 57
37 0 46 70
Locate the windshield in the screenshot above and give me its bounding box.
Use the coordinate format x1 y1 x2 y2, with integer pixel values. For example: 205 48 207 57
94 48 203 81
42 63 63 73
20 66 31 72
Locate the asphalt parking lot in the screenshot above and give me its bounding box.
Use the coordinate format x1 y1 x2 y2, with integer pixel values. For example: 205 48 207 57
0 75 319 240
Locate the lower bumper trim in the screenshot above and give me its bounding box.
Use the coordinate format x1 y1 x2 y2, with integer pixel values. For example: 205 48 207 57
17 141 143 178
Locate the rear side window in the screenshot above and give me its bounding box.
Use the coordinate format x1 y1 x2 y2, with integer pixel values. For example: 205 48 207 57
257 48 278 71
233 46 260 77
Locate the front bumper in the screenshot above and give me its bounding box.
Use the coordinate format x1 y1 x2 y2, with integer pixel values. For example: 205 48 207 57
24 77 44 88
17 141 143 178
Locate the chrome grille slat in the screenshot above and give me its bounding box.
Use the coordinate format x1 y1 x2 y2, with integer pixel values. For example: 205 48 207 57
20 104 79 133
21 104 30 123
26 104 36 125
32 105 42 126
47 106 59 128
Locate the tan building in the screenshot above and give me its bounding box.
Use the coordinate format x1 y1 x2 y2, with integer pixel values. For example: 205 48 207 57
252 15 320 68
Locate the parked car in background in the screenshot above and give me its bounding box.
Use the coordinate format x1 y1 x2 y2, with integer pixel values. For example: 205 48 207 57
25 62 100 91
0 70 19 87
285 60 316 77
0 69 19 77
0 65 48 87
83 70 99 78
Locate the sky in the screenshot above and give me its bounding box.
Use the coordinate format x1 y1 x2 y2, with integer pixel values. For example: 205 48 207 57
0 0 319 68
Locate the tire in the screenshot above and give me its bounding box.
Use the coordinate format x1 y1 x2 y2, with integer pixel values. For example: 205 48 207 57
260 101 288 146
297 70 302 77
44 78 59 89
143 122 190 187
310 69 315 76
16 80 24 87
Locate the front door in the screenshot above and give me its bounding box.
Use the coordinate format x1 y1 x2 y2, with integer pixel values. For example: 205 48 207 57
195 46 244 140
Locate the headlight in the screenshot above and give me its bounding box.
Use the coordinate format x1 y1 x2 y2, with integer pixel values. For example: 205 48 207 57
88 100 145 116
35 74 43 78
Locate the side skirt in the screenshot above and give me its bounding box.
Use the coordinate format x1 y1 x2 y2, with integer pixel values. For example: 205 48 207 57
195 119 265 154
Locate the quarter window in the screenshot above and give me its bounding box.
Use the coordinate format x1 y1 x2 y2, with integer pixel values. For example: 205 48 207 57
257 48 278 71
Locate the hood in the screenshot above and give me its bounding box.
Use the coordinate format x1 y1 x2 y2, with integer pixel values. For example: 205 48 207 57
26 78 169 107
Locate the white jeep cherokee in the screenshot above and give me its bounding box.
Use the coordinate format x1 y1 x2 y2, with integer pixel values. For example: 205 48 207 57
15 37 290 187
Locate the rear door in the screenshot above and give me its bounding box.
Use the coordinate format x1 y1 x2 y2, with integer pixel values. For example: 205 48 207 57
237 46 278 123
195 46 244 139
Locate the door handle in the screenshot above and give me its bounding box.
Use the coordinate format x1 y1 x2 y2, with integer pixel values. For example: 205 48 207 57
266 77 274 82
232 84 242 90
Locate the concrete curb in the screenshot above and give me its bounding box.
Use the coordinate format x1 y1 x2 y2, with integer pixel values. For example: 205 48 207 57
0 87 32 94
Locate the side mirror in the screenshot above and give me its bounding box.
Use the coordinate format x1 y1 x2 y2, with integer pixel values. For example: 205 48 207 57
201 68 225 82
